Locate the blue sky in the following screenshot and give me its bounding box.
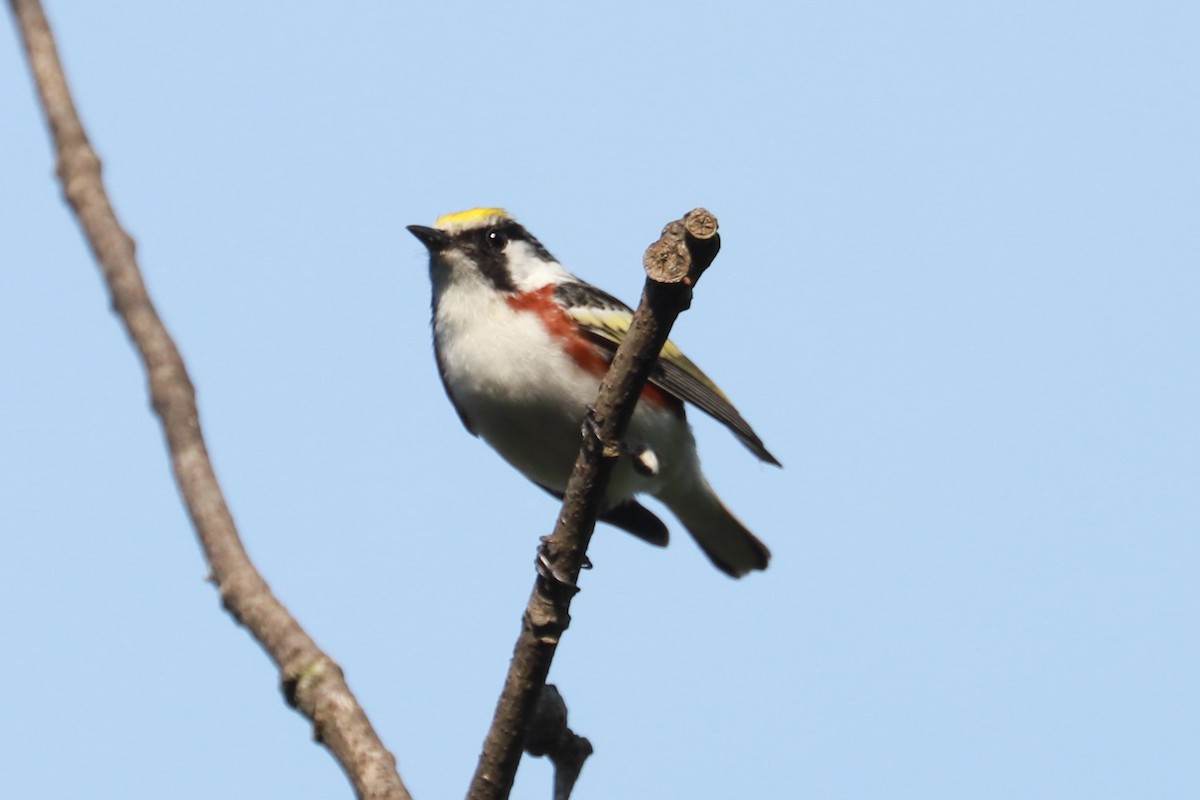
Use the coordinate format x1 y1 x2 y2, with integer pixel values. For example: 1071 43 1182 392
2 2 1197 798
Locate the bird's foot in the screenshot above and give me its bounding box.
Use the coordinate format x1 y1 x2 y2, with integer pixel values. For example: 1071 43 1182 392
536 537 584 594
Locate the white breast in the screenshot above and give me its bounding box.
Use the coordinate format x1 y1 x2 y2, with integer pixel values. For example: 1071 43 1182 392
432 273 698 503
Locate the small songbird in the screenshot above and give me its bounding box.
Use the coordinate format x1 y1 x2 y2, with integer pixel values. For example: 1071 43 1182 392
407 208 780 577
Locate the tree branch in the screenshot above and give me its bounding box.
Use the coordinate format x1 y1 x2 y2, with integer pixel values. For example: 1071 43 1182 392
8 3 410 798
466 210 722 800
523 684 593 800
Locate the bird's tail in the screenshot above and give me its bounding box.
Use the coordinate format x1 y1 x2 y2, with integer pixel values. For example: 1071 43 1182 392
657 474 770 578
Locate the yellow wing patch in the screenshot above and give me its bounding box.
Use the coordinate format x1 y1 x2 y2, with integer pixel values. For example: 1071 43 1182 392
565 306 730 402
434 207 511 233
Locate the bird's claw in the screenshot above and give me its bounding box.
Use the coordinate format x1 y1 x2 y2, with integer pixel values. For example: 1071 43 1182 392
536 538 581 593
581 406 602 443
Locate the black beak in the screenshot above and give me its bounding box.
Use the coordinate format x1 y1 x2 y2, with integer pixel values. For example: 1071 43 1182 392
407 224 450 252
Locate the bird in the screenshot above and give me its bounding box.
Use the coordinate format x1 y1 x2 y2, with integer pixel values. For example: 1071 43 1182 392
407 208 780 577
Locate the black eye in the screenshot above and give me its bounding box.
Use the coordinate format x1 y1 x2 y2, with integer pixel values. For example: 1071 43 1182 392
485 228 508 250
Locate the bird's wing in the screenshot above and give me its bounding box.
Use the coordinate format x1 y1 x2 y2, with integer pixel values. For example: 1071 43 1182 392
555 281 781 466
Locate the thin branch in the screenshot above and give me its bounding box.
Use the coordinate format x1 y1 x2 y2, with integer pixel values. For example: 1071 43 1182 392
466 210 722 800
8 3 410 798
523 685 593 800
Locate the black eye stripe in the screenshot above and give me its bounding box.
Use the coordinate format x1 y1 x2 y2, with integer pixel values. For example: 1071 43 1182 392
463 222 556 262
486 229 508 249
457 223 520 292
448 221 559 293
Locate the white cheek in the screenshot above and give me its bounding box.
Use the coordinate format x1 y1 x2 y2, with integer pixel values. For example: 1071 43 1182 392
505 242 572 291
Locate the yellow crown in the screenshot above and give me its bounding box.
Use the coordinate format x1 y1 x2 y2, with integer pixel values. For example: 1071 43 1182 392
434 207 511 233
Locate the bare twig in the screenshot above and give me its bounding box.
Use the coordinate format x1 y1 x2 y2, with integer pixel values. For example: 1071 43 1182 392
8 3 410 798
523 685 593 800
466 210 722 800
